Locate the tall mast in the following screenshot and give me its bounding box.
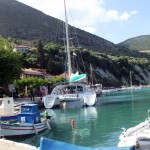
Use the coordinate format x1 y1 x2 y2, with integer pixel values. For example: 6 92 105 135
130 71 132 88
64 0 71 81
90 63 93 86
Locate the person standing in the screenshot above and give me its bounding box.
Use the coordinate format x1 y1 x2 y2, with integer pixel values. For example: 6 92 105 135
30 88 34 101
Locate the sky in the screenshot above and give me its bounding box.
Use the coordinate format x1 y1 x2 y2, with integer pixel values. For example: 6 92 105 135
17 0 150 44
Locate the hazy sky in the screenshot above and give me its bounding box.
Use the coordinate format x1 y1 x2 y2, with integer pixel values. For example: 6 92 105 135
17 0 150 44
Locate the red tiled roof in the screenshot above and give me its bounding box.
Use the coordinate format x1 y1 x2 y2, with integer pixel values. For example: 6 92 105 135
22 68 54 77
59 72 69 80
43 73 53 77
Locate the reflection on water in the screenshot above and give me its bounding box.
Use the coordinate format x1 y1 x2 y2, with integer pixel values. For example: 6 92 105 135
8 87 150 147
71 107 98 144
46 106 99 146
84 107 98 119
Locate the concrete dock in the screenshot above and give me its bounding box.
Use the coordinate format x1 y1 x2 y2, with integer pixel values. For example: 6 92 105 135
0 138 37 150
14 97 44 108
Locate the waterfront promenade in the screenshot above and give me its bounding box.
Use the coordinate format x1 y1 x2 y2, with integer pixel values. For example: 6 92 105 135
0 139 37 150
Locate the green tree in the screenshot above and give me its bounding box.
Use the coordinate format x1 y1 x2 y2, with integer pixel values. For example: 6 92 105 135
0 37 23 87
37 40 45 69
44 42 65 74
46 76 64 92
13 77 46 96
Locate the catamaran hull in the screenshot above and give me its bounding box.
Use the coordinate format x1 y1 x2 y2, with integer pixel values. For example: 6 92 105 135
84 93 97 106
43 95 60 109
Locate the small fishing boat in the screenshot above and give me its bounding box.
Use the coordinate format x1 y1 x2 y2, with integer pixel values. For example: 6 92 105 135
0 97 18 121
39 137 135 150
118 109 150 148
0 104 52 137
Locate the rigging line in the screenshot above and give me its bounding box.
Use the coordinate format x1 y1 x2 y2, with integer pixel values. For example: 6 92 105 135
63 36 67 83
55 8 68 82
54 17 63 42
92 69 99 84
89 63 98 85
72 53 80 73
74 54 83 73
64 0 86 75
64 0 71 79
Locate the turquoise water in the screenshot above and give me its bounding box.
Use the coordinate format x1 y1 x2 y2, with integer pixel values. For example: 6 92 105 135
11 87 150 148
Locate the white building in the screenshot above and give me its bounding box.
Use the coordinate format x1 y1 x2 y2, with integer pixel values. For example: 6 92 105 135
21 68 53 79
13 45 32 52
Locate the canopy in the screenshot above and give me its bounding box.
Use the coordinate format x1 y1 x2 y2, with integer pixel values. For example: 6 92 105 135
69 73 87 82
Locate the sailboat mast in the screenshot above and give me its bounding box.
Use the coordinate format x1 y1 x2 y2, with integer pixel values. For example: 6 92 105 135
64 0 71 80
130 71 132 88
90 63 93 86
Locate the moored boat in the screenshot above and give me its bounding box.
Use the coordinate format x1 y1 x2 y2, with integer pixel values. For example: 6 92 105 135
0 97 18 121
39 137 135 150
43 0 97 109
0 104 52 137
118 109 150 147
43 82 97 109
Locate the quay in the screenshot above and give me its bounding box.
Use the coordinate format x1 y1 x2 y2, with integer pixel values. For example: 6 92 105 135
0 138 37 150
14 97 44 108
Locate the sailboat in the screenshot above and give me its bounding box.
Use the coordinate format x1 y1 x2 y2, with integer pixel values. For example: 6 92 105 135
128 71 141 90
43 0 97 109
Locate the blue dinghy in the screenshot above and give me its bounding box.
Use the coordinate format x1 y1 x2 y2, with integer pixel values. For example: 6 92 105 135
39 137 135 150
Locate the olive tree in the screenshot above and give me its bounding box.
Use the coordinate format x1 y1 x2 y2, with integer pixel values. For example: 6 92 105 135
0 37 23 87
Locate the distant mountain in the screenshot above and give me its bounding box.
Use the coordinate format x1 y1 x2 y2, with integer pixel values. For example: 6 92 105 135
0 0 145 57
118 35 150 51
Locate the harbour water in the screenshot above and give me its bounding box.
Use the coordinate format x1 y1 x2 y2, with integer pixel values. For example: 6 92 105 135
11 87 150 148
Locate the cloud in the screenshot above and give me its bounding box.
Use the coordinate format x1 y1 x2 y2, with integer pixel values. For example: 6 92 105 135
17 0 138 34
83 27 96 34
102 10 138 22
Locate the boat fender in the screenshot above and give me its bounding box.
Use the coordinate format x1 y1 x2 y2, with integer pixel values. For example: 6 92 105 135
33 124 38 135
46 121 51 130
71 119 75 129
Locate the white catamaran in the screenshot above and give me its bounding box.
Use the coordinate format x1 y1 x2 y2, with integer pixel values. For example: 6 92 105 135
43 0 97 109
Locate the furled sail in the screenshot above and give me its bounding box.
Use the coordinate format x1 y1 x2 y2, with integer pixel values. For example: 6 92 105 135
69 72 87 82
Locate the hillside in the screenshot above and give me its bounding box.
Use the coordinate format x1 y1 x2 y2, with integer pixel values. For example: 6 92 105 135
1 0 150 87
0 0 147 58
118 35 150 51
